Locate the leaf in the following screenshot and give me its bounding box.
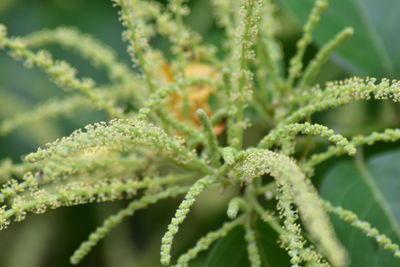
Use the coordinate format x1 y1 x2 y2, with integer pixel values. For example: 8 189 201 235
206 221 289 267
277 0 400 78
206 226 250 267
320 149 400 266
255 219 291 266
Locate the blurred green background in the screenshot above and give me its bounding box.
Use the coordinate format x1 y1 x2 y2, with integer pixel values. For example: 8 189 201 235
0 1 245 266
0 0 399 266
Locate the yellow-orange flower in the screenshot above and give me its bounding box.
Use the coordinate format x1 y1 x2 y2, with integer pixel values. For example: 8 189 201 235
160 62 224 135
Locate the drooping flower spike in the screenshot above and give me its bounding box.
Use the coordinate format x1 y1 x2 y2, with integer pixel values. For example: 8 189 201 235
0 1 399 266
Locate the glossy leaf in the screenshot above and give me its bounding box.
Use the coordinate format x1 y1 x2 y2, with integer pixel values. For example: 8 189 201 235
277 0 400 78
320 150 400 266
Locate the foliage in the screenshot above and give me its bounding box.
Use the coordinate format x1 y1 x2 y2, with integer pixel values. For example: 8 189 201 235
321 149 400 266
0 0 399 266
277 0 400 78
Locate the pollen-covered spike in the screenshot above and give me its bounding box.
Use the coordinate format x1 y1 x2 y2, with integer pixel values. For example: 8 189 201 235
197 109 221 167
70 186 188 265
244 219 262 267
0 174 193 229
276 184 305 265
0 25 122 118
300 27 354 88
227 0 264 150
232 148 348 267
157 108 206 145
283 78 400 126
259 122 356 156
305 128 400 169
287 0 328 88
111 0 158 94
24 26 135 83
160 176 215 265
325 201 400 259
24 119 211 180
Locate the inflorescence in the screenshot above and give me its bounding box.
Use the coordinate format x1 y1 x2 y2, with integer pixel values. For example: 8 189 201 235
0 0 400 266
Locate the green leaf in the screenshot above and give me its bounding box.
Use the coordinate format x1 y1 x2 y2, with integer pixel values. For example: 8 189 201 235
255 219 290 266
277 0 400 78
206 226 250 267
206 221 289 267
320 149 400 266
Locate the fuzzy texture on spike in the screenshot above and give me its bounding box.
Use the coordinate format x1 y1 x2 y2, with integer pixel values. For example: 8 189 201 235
304 128 400 170
0 175 193 229
325 201 400 259
1 1 400 266
284 78 400 125
244 219 262 267
160 176 215 265
70 186 189 265
299 27 353 88
0 26 123 118
24 119 209 178
287 0 327 88
259 122 356 156
24 26 135 83
232 148 347 266
197 109 221 167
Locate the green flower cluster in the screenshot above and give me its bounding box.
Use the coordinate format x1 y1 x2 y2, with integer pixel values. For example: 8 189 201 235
0 0 399 266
